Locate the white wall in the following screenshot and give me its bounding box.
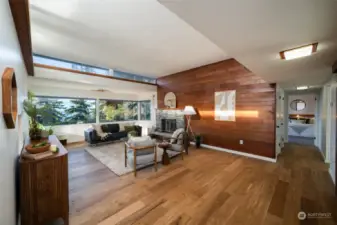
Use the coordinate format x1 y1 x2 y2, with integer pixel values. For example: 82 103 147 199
288 93 316 115
0 1 28 225
29 85 157 143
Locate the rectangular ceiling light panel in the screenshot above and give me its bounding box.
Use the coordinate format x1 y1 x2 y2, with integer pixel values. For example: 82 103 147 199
296 86 309 90
280 43 318 60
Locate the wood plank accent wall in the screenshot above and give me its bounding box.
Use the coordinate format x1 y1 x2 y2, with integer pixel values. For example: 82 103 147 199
157 59 276 158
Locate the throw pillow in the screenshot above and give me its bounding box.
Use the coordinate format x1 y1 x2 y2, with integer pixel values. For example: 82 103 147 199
101 124 110 133
124 125 135 133
91 124 109 140
128 137 155 156
128 136 151 143
128 130 138 138
119 123 125 131
170 128 185 144
92 124 103 135
177 132 184 145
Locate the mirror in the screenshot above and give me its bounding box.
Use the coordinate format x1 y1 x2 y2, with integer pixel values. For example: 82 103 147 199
290 99 306 111
164 92 176 108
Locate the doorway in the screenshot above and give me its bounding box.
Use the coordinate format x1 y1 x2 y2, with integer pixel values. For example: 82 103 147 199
287 93 317 146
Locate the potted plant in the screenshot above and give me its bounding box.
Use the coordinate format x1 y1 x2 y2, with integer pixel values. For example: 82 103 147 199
40 125 54 138
23 91 52 141
195 134 202 148
40 125 49 139
48 126 54 135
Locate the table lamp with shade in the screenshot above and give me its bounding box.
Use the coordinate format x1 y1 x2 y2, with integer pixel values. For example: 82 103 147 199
183 106 196 140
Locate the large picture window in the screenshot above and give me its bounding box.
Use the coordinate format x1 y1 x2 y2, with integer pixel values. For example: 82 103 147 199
35 96 96 126
99 100 138 122
33 96 151 125
140 100 151 120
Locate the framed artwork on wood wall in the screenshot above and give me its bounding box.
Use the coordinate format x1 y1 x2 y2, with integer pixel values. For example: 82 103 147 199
215 90 236 121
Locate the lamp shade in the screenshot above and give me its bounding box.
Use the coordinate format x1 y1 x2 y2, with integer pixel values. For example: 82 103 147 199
183 106 196 115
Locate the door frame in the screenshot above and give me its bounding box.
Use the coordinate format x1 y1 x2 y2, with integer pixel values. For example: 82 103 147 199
325 84 337 194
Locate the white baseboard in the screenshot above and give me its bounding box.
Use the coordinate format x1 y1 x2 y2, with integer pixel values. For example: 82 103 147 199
190 142 277 163
318 148 329 163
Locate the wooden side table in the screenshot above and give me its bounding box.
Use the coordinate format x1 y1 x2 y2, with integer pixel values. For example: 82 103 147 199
158 142 171 165
20 135 69 225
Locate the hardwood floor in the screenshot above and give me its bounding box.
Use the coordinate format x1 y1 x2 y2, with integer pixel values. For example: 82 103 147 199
68 143 336 225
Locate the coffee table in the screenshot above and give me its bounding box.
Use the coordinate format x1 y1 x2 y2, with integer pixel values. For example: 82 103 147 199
158 142 171 165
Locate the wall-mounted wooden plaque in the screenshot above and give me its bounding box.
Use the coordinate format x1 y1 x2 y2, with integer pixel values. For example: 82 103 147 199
2 68 18 129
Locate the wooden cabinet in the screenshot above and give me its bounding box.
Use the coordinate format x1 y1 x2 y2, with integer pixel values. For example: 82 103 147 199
20 135 69 225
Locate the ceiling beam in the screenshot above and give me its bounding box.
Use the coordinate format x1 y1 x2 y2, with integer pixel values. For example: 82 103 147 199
333 60 337 74
9 0 34 76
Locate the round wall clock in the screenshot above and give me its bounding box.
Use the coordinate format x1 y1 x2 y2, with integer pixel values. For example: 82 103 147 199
164 92 176 108
2 68 17 129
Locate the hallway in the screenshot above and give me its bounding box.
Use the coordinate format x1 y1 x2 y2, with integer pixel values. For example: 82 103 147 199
288 136 315 146
277 143 336 224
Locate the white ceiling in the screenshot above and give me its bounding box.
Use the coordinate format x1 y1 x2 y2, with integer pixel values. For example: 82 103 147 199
160 0 337 88
29 0 228 78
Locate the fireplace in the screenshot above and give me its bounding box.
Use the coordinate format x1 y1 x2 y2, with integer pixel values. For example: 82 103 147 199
156 110 185 132
161 119 176 133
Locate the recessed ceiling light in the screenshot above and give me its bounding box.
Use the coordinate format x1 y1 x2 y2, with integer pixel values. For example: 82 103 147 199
297 86 309 90
280 43 318 60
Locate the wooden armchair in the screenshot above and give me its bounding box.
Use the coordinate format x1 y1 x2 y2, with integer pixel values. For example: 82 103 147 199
124 142 157 177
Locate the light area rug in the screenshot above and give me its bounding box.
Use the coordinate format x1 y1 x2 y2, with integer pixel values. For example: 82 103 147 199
85 142 180 176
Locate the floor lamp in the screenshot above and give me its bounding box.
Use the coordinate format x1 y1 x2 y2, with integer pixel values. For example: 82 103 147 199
183 106 196 140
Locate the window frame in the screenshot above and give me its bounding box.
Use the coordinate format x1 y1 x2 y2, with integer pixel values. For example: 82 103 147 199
98 99 139 123
34 95 97 126
33 54 157 84
139 100 151 121
33 54 109 75
33 96 152 126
